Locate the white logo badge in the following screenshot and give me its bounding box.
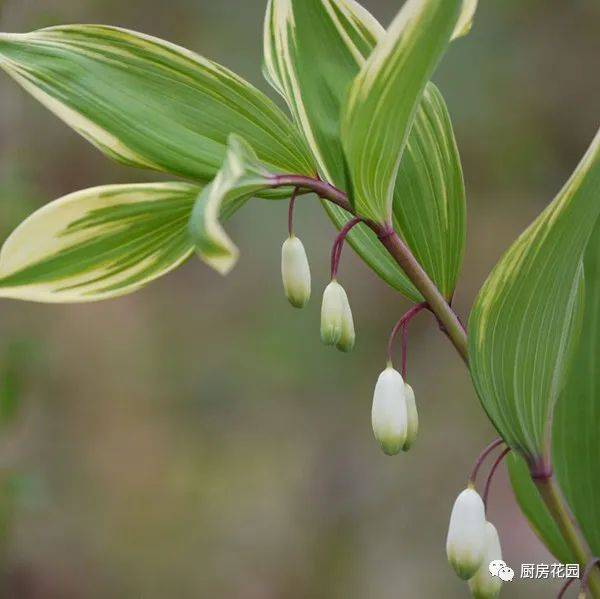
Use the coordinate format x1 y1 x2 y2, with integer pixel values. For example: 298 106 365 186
489 560 515 582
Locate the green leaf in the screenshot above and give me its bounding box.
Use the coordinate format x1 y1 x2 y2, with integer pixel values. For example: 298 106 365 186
0 25 315 184
0 182 202 302
453 0 478 40
392 82 466 300
264 0 466 301
469 128 600 461
189 135 273 275
507 454 573 563
327 83 466 302
341 0 462 224
264 0 383 187
509 213 600 558
552 224 600 554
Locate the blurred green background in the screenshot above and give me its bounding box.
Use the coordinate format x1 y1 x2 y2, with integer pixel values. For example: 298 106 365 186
0 1 598 597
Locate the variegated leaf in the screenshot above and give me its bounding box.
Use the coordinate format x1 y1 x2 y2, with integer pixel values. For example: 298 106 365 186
341 0 462 224
392 82 465 300
0 183 202 302
327 82 466 301
469 128 600 461
508 212 600 560
453 0 478 40
189 135 273 275
264 0 383 186
0 25 315 186
264 0 465 302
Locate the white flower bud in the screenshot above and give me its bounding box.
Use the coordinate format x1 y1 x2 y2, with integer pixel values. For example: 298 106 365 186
335 284 355 353
281 235 311 308
371 366 408 455
468 522 503 599
446 487 487 580
321 280 344 345
402 383 419 451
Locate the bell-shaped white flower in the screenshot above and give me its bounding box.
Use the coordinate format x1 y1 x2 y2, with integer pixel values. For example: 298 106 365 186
468 522 503 598
371 366 408 455
446 487 487 580
335 284 355 353
281 235 311 308
321 280 344 345
402 383 419 451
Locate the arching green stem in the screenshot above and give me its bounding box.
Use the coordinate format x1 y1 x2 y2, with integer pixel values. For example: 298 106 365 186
534 476 600 598
271 175 597 591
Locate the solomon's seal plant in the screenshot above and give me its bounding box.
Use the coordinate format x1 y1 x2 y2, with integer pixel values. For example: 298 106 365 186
0 0 599 595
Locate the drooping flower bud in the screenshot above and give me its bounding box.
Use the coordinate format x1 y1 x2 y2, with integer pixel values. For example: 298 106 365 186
468 522 504 598
446 487 487 580
281 235 311 308
321 280 344 345
371 366 408 455
402 383 419 451
335 284 355 353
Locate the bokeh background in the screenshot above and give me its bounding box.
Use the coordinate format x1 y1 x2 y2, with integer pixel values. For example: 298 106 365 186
0 1 598 597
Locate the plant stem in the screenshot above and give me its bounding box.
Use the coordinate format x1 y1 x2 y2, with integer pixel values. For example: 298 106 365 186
270 175 469 362
581 559 600 596
468 437 505 485
331 217 362 279
272 174 597 591
271 175 352 212
288 187 299 236
557 577 576 598
376 231 468 363
534 476 600 598
483 447 511 511
386 303 427 376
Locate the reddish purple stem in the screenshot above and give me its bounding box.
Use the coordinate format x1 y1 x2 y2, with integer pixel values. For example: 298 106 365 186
468 438 505 485
330 217 362 279
287 187 299 236
557 577 576 598
483 447 511 511
386 303 427 378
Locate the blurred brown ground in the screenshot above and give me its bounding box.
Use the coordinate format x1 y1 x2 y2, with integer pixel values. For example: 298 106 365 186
0 1 598 597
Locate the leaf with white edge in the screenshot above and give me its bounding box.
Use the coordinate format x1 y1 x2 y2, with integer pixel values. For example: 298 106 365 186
509 213 600 559
341 0 462 223
452 0 478 40
329 83 466 302
0 183 202 302
0 25 315 186
264 0 465 301
469 128 600 461
264 0 383 187
392 82 466 300
189 135 273 275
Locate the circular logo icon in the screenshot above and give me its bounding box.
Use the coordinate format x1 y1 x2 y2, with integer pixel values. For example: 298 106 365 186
498 566 515 582
488 560 507 577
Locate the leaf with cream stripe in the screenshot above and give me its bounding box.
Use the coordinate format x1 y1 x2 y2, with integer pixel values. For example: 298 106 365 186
0 25 315 186
264 0 466 301
469 128 600 461
0 183 204 302
189 135 274 275
264 0 383 187
453 0 478 40
508 213 600 559
327 83 466 301
341 0 462 223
